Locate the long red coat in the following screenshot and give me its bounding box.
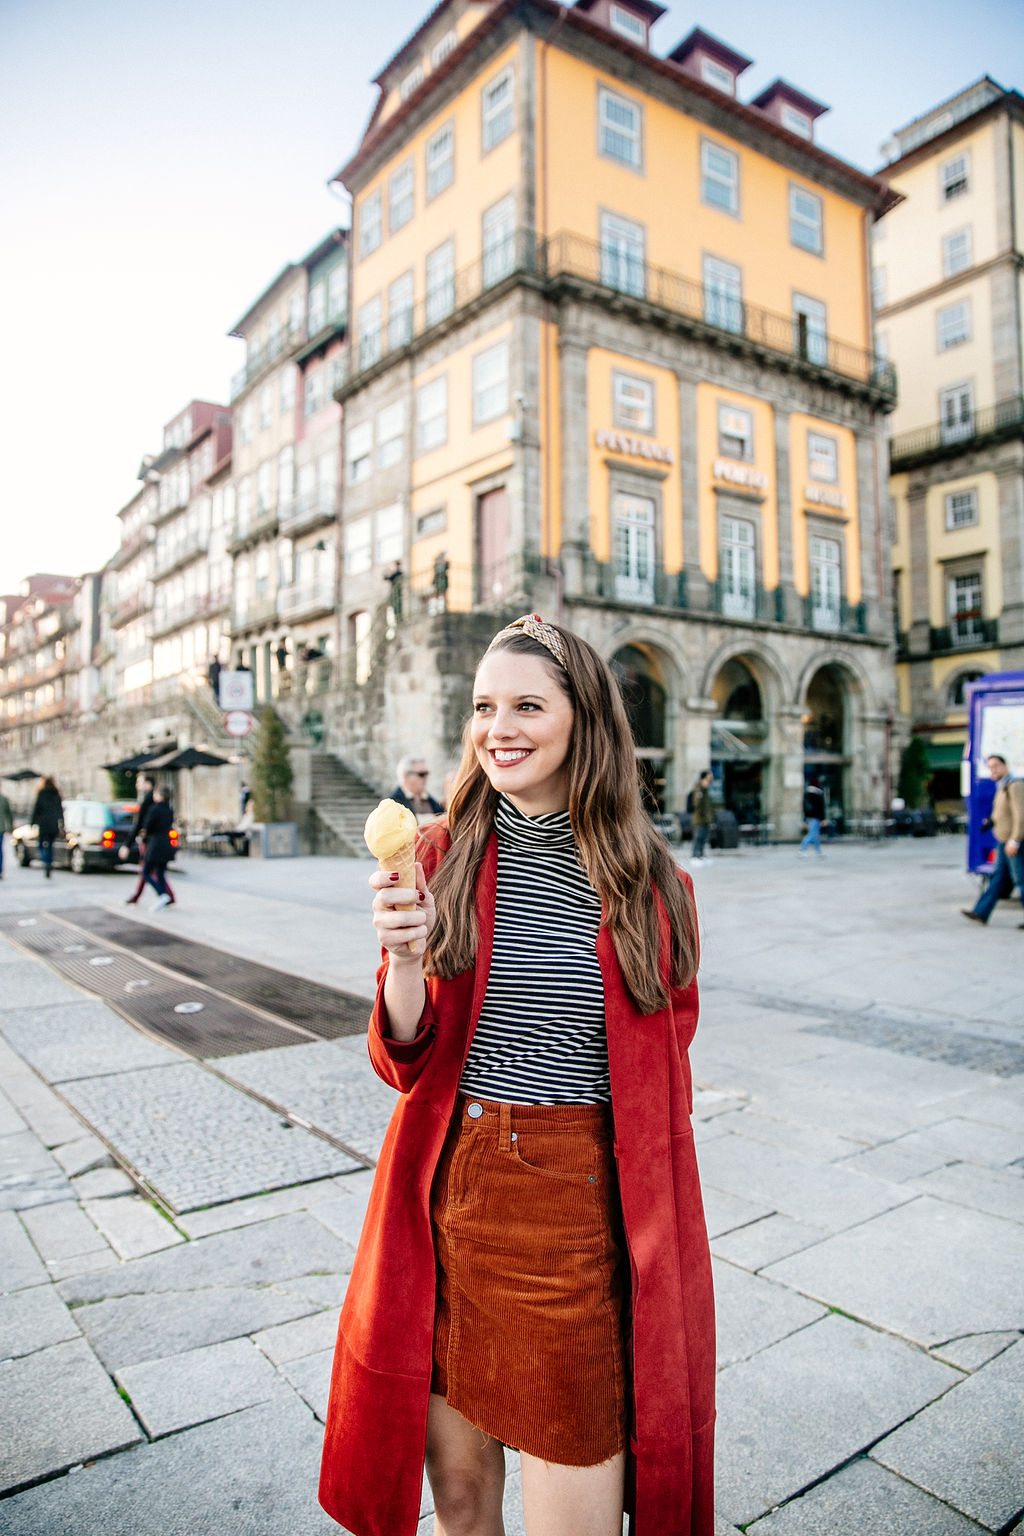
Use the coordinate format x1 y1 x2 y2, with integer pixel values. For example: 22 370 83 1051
319 828 715 1535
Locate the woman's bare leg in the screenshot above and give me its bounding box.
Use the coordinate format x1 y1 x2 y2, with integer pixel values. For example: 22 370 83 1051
519 1450 625 1536
425 1392 507 1536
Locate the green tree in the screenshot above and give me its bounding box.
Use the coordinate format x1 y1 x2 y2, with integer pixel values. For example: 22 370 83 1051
897 736 931 809
107 768 137 800
251 706 293 822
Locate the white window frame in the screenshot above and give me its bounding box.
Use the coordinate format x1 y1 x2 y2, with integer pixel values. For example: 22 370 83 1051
415 507 447 541
359 188 382 258
344 518 372 576
307 281 326 335
601 211 646 298
700 138 739 215
258 383 274 431
808 431 839 484
700 57 734 94
717 403 754 461
347 422 373 485
472 341 509 427
937 300 971 351
941 152 970 201
388 160 414 234
482 194 516 286
720 516 757 620
613 372 654 433
400 63 423 102
810 535 843 630
375 503 404 565
781 103 812 139
415 374 448 455
940 381 975 444
949 570 984 645
613 493 656 604
377 401 406 469
279 367 295 414
598 87 643 170
609 5 647 45
481 66 514 153
357 294 383 371
431 29 457 67
387 271 415 351
703 254 743 334
793 292 828 366
945 488 978 530
303 365 325 420
789 184 823 254
942 226 972 278
425 239 455 327
425 121 455 201
327 264 346 318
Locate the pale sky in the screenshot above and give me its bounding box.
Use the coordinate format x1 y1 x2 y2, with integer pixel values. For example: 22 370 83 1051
1 0 1021 595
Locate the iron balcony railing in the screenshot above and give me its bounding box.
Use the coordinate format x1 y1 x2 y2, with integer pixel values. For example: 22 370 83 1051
153 529 209 580
278 488 338 535
276 578 336 622
227 504 280 552
890 395 1024 468
230 319 308 401
336 227 894 401
929 617 999 651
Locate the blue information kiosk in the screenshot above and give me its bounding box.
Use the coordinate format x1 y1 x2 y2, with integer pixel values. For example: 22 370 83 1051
963 671 1024 877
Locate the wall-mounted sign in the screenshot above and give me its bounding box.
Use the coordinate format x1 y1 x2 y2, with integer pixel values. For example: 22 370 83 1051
595 429 675 464
805 485 848 511
713 458 769 491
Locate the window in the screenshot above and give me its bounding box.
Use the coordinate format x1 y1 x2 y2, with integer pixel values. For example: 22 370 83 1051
426 121 455 200
431 29 457 67
400 63 423 101
416 506 448 540
872 267 886 310
720 517 756 619
601 211 646 298
482 67 514 152
781 104 812 138
389 160 414 234
598 88 642 169
307 281 326 334
949 669 984 707
259 384 273 431
718 403 753 460
810 536 842 630
701 139 739 214
808 431 838 483
359 188 382 257
703 255 743 334
240 401 254 445
303 366 325 421
614 494 656 604
358 294 383 370
279 368 295 414
609 5 646 45
388 271 414 350
375 504 403 565
473 342 509 425
794 293 828 366
345 520 372 576
700 57 734 94
483 194 516 285
416 375 448 454
941 153 969 201
613 372 654 432
347 422 372 485
326 351 345 396
942 226 971 277
318 451 337 510
949 571 983 644
327 264 346 318
256 461 273 513
377 401 405 468
940 381 975 444
946 488 978 529
937 300 971 351
277 446 294 509
425 240 455 326
789 185 823 254
349 610 371 683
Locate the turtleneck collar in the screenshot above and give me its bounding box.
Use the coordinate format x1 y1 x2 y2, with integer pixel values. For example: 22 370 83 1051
494 794 576 850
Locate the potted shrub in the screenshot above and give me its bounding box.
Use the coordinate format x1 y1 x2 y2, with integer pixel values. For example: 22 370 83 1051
250 706 298 857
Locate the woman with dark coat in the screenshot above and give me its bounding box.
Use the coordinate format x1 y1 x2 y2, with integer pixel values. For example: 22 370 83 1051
319 615 715 1536
140 787 176 908
31 777 64 878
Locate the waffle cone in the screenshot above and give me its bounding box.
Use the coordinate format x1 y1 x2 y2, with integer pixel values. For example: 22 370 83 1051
378 843 422 955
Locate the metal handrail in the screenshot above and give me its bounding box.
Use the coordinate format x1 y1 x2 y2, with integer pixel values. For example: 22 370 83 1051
890 395 1024 465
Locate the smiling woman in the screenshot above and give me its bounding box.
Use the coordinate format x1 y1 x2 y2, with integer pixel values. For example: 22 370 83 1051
319 615 716 1536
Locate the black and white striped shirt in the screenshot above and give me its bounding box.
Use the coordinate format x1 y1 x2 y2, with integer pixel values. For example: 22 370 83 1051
459 795 609 1104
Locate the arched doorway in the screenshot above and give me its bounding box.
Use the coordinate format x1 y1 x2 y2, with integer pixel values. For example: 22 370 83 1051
611 644 668 811
803 665 848 824
710 656 767 821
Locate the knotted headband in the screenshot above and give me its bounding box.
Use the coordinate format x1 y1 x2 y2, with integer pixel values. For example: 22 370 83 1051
486 612 568 670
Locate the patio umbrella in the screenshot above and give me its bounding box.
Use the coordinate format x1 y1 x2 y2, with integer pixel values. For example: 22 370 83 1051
144 746 233 835
1 768 41 780
101 749 166 774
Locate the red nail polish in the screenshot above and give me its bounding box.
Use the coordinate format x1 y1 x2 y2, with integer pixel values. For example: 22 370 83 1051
389 872 400 881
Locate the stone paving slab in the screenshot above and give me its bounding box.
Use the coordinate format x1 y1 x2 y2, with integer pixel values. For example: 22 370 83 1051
21 1197 111 1265
0 1209 49 1292
0 956 90 1008
308 1189 375 1250
744 1455 988 1534
944 1084 1024 1134
0 1088 27 1137
0 1282 80 1359
911 1161 1024 1225
77 1284 324 1372
711 1213 828 1272
711 1105 868 1163
0 1041 86 1148
254 1307 340 1366
0 1335 143 1494
175 1172 358 1239
59 1062 360 1212
873 1340 1024 1532
46 1247 121 1282
763 1196 1024 1347
217 1038 397 1162
713 1259 826 1367
57 1211 356 1306
933 1331 1021 1372
714 1312 961 1527
700 1184 775 1240
279 1346 333 1421
52 1132 114 1177
116 1335 288 1438
72 1166 136 1200
838 1118 1024 1184
82 1195 185 1259
0 1128 73 1211
0 1000 176 1083
0 1394 340 1535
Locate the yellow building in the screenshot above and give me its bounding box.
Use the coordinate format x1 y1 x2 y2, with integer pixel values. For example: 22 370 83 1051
881 78 1024 801
331 0 898 833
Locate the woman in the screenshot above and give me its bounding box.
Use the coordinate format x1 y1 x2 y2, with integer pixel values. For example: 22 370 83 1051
140 786 176 908
319 615 715 1536
31 776 64 879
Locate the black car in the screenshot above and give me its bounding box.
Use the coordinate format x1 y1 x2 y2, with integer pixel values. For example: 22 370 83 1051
12 799 165 874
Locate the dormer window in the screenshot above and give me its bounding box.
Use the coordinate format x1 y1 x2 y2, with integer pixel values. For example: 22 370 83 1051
609 5 647 46
781 104 812 139
752 79 828 143
700 56 735 95
431 29 457 68
400 63 423 102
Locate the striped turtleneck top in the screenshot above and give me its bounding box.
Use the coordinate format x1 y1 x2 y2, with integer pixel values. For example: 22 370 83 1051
458 795 609 1105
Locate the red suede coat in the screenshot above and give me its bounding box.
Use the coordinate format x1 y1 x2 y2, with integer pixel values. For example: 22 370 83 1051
319 829 715 1536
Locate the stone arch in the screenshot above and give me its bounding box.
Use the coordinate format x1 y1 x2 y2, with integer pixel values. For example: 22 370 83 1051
794 646 876 713
797 651 880 824
605 633 686 812
945 666 988 710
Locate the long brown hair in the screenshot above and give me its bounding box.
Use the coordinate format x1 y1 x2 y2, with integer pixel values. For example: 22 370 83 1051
424 624 698 1013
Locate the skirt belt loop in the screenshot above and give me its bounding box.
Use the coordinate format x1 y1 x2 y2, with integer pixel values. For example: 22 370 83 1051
498 1101 512 1153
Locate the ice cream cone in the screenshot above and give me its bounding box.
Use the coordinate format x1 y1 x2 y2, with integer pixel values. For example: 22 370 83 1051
364 798 423 957
377 844 422 955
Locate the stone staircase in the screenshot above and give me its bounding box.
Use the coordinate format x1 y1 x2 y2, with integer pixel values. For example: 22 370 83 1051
308 752 383 858
180 676 255 761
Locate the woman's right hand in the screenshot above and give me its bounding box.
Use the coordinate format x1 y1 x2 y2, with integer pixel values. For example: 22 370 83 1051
370 862 436 960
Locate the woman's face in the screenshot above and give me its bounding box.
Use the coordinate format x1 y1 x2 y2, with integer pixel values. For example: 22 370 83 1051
471 649 574 816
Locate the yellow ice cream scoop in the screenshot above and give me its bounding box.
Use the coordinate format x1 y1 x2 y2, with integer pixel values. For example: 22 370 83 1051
363 799 418 860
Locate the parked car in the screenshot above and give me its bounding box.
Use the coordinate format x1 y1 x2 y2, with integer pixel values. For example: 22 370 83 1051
13 799 178 874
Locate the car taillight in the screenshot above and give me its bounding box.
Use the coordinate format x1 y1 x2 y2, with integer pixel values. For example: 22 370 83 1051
170 830 179 847
102 830 116 847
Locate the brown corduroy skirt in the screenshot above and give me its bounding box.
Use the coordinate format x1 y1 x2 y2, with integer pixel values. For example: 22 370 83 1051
430 1094 627 1467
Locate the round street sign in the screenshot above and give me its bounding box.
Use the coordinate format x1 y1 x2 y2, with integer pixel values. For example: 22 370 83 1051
224 710 254 738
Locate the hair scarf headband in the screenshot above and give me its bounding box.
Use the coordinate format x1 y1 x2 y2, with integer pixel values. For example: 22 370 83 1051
486 613 568 670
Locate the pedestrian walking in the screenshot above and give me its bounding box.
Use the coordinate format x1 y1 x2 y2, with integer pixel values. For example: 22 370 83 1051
0 787 13 878
391 755 443 820
319 614 714 1536
121 775 156 905
139 786 176 908
30 777 63 879
689 768 716 864
962 753 1024 927
799 777 826 857
240 781 252 817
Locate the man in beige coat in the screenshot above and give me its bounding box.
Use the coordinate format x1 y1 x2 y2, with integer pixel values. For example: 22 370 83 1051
963 754 1024 927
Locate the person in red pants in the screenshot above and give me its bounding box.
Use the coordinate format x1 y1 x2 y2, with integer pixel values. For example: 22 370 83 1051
121 775 155 905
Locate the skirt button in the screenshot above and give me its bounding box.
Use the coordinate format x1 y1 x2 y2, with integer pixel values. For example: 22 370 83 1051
467 1102 484 1119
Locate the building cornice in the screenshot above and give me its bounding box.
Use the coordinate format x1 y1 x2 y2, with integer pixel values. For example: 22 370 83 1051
876 249 1024 322
877 90 1024 178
